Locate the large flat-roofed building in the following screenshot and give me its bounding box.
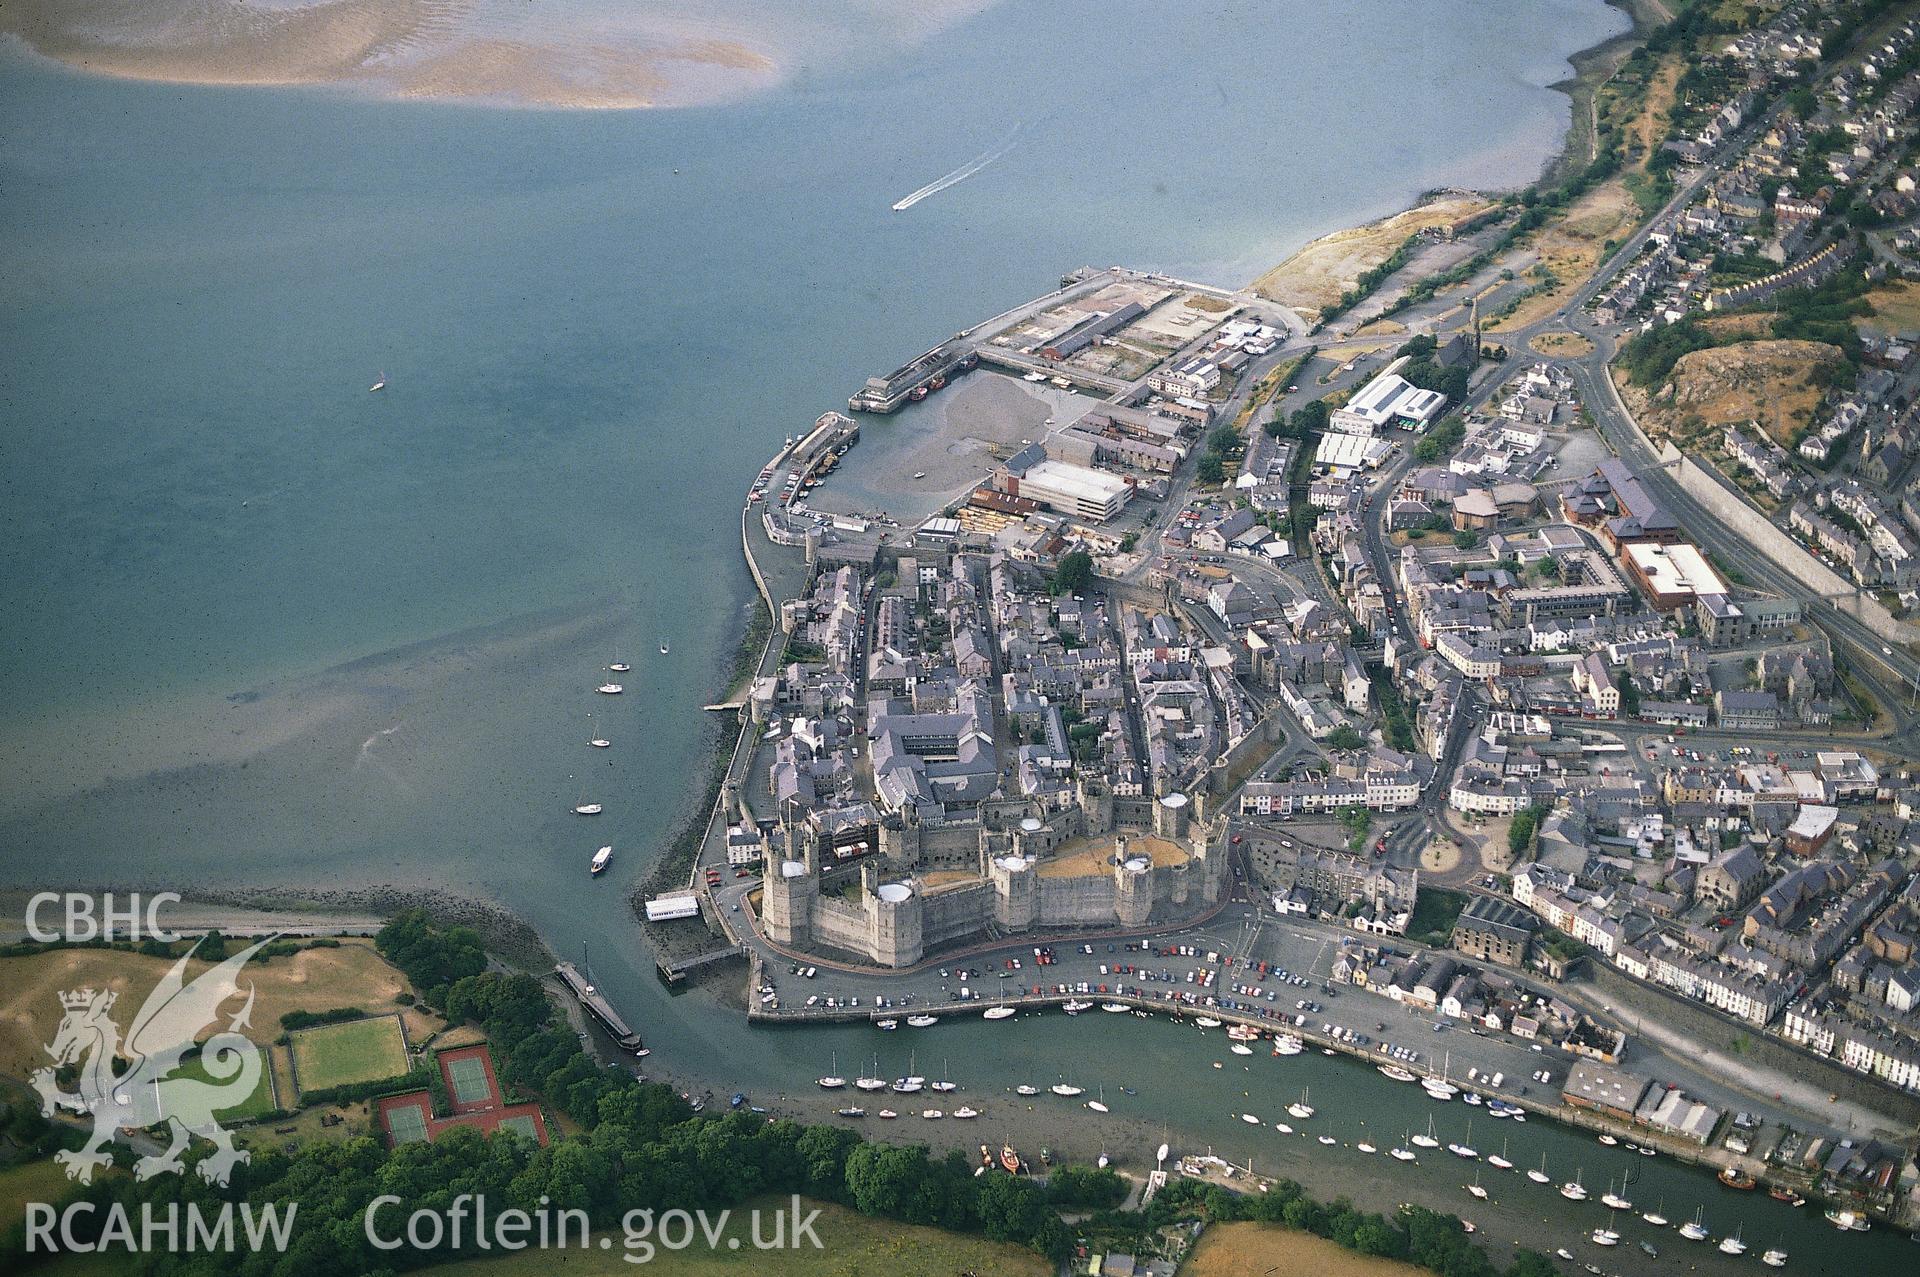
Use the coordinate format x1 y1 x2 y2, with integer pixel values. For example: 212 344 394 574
1622 541 1729 610
1001 456 1133 522
1331 372 1447 435
1561 1059 1651 1120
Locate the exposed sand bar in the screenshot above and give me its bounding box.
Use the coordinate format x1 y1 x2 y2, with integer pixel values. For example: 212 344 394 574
0 0 784 108
1247 193 1495 318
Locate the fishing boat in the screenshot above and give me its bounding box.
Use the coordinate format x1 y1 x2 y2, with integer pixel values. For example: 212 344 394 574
1050 1081 1085 1097
1527 1153 1550 1184
1377 1064 1417 1083
953 1106 979 1119
1680 1209 1710 1241
1718 1227 1748 1256
835 1106 865 1118
369 371 386 392
983 1006 1016 1020
1823 1207 1869 1232
1719 1166 1757 1190
590 846 613 874
1560 1170 1588 1202
1412 1117 1440 1149
589 738 611 748
1285 1088 1314 1120
906 1014 938 1028
574 803 603 815
1227 1024 1260 1042
1488 1138 1513 1171
1063 1000 1092 1015
1761 1245 1788 1267
1767 1186 1798 1203
930 1059 957 1093
596 683 623 694
1000 1145 1021 1173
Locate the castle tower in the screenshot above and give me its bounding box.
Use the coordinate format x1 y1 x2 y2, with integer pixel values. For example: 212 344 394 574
991 853 1036 932
1154 791 1191 841
1113 841 1152 928
868 877 924 968
1075 775 1113 835
760 838 816 947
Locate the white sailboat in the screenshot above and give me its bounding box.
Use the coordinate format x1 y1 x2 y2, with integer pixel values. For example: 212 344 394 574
1488 1137 1513 1170
1389 1134 1417 1161
1049 1079 1084 1097
1680 1208 1710 1241
1447 1119 1478 1160
1285 1088 1314 1120
596 683 623 694
574 802 603 815
1467 1169 1488 1200
931 1059 957 1093
1761 1241 1788 1267
368 370 386 392
1718 1226 1748 1256
1600 1176 1633 1211
1411 1116 1440 1149
891 1052 925 1093
855 1056 887 1091
1086 1085 1109 1114
983 1006 1016 1020
816 1053 846 1090
1560 1168 1588 1201
1641 1197 1669 1228
1526 1152 1550 1184
589 737 612 748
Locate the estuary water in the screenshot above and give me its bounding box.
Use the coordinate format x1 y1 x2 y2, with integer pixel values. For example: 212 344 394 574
25 2 1906 1265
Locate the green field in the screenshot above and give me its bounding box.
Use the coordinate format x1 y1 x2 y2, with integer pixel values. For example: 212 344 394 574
0 1157 91 1225
158 1047 278 1121
428 1195 1051 1277
290 1014 410 1094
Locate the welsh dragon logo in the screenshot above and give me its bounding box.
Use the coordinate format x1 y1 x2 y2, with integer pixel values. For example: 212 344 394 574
32 937 272 1186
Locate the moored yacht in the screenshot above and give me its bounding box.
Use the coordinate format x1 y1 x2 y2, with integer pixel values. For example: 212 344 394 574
1526 1153 1550 1184
596 683 623 694
1487 1138 1513 1171
1718 1227 1748 1256
1680 1209 1709 1241
1560 1170 1589 1202
983 1005 1016 1020
1050 1081 1085 1097
1761 1244 1788 1267
1285 1088 1314 1120
816 1053 846 1090
1411 1116 1440 1149
590 846 613 874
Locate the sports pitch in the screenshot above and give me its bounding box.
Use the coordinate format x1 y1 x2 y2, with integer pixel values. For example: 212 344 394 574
290 1014 410 1094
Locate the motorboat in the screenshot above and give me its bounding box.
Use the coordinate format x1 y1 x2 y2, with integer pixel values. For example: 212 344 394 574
1230 1043 1253 1056
1597 1133 1618 1146
1101 1002 1128 1013
1015 1083 1039 1096
1273 1121 1293 1134
875 1019 898 1031
1274 1035 1303 1055
835 1106 865 1118
906 1015 938 1028
596 683 623 694
1050 1082 1085 1097
922 1109 943 1120
952 1107 979 1119
608 662 630 673
590 846 613 874
1554 1249 1574 1262
983 1006 1015 1020
1638 1240 1658 1259
1823 1208 1869 1232
574 803 603 815
1241 1113 1262 1125
877 1109 896 1120
659 642 670 655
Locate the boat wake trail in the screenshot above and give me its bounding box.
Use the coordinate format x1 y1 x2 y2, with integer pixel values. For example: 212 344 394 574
891 124 1022 212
